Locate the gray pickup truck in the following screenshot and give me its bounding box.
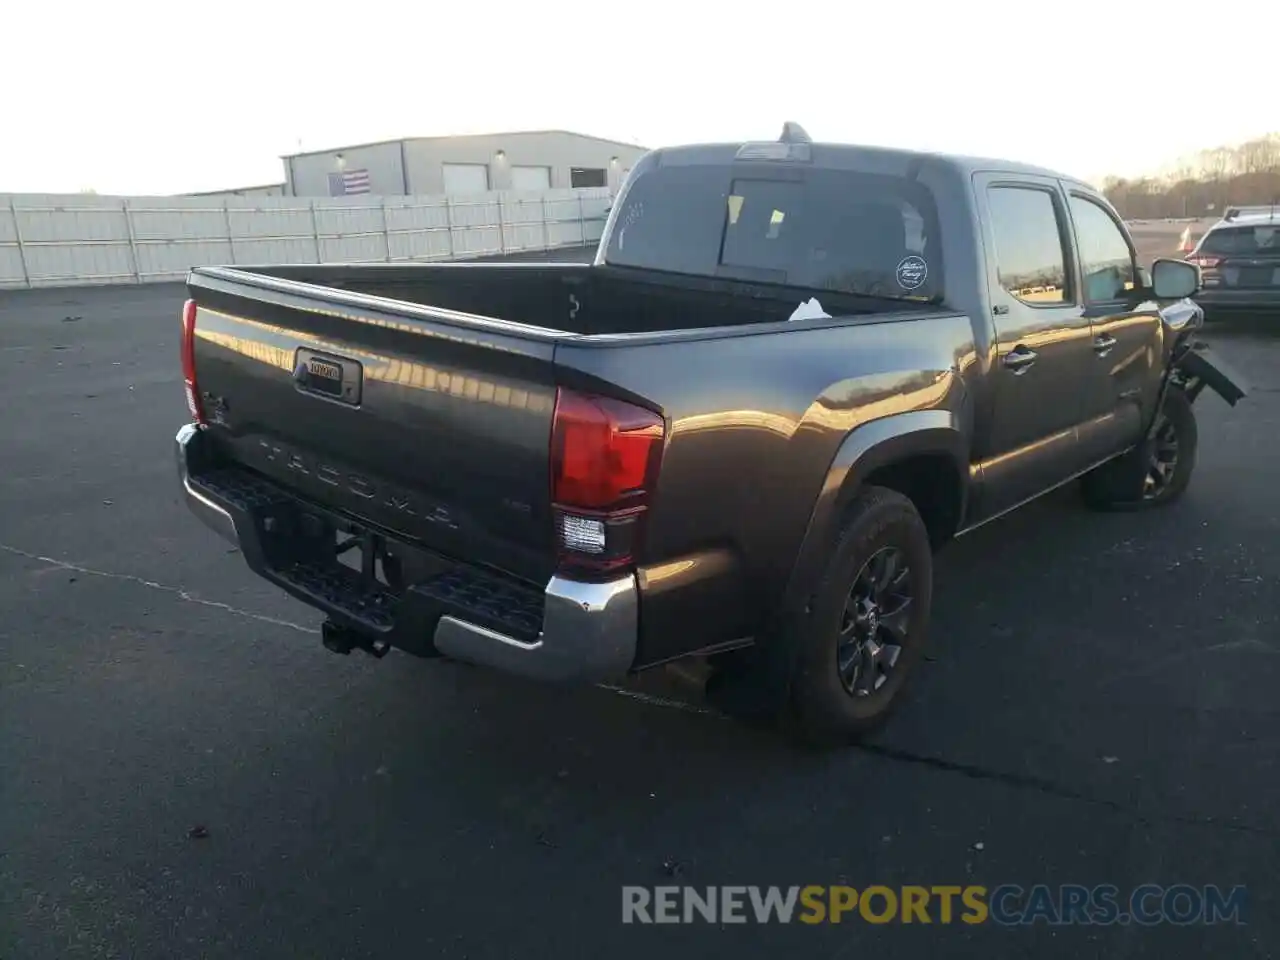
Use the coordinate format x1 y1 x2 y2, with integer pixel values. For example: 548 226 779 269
175 124 1245 743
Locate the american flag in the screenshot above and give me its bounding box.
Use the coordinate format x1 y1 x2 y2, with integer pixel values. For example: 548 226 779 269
328 169 371 196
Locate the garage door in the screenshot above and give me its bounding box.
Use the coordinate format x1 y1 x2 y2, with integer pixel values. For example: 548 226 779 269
510 165 552 191
442 163 490 195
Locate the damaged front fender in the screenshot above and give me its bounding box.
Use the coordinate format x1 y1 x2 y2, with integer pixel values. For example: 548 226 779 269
1175 342 1249 407
1156 298 1249 409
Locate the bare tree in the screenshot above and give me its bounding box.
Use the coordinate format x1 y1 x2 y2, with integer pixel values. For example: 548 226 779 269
1102 133 1280 219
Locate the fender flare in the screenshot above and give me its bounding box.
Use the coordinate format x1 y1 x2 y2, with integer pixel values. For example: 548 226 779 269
780 409 969 614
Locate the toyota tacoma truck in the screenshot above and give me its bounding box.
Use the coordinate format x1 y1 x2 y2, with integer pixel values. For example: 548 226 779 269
174 124 1246 743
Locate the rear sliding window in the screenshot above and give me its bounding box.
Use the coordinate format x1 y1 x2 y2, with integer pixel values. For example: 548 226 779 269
604 164 943 302
1201 224 1280 255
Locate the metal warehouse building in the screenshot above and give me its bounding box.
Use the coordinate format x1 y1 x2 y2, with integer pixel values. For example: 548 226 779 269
282 130 649 197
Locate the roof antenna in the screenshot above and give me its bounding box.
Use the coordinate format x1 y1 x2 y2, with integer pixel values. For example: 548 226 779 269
779 122 812 144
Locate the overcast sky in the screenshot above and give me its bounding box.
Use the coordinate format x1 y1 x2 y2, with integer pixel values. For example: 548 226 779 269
4 0 1272 196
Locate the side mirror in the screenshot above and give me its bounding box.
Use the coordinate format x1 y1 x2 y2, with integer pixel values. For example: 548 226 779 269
1137 265 1152 289
1151 257 1200 299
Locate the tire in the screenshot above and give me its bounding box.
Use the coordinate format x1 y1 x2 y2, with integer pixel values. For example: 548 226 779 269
755 486 934 746
1080 387 1198 511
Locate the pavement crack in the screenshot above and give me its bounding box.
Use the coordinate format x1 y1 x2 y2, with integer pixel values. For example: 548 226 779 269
858 742 1279 838
0 542 314 634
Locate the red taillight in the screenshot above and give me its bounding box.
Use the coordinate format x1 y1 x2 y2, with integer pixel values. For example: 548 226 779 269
181 298 205 424
1186 255 1221 268
550 387 665 577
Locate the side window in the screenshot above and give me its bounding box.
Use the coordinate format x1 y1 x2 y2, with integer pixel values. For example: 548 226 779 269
986 186 1070 305
1069 195 1136 302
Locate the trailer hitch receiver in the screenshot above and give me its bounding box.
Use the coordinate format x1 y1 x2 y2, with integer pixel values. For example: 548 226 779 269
321 619 391 659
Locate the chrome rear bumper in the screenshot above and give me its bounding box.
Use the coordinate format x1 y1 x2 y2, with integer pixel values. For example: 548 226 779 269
175 423 638 682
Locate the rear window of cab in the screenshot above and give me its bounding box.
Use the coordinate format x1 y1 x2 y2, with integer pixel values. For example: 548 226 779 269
604 164 944 303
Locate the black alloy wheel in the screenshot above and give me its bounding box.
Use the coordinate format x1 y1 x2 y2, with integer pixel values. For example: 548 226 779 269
836 546 913 698
1142 412 1180 501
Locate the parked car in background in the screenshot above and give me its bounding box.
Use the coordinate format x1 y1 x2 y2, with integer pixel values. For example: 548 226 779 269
1186 205 1280 318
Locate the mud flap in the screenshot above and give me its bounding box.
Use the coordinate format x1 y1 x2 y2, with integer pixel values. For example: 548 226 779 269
1175 343 1249 407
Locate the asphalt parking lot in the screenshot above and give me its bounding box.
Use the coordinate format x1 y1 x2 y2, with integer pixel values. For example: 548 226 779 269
2 267 1277 958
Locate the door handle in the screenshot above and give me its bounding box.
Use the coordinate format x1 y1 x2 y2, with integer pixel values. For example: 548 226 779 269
1003 346 1038 374
1093 334 1118 354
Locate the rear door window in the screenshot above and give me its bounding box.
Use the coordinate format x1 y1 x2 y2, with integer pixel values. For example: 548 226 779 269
986 186 1071 305
605 164 944 302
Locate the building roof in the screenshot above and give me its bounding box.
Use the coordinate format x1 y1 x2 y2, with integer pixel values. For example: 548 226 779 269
281 129 648 160
181 183 286 196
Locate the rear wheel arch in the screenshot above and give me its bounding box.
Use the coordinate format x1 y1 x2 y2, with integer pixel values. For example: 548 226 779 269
782 412 969 614
859 449 965 550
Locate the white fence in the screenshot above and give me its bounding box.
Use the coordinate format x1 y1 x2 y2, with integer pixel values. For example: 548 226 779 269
0 187 612 289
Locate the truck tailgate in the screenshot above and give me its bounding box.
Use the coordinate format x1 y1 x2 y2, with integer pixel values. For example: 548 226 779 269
187 267 560 586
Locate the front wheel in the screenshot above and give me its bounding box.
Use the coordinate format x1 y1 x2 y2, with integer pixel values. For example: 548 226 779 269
1080 386 1198 511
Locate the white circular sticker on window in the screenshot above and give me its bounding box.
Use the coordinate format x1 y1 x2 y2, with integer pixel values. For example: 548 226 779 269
896 255 928 291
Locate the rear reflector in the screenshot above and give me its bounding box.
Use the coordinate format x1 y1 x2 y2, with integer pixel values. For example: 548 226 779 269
181 298 205 424
550 388 665 577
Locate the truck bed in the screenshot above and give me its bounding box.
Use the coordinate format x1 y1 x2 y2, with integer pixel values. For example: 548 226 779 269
184 262 971 665
243 261 926 336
